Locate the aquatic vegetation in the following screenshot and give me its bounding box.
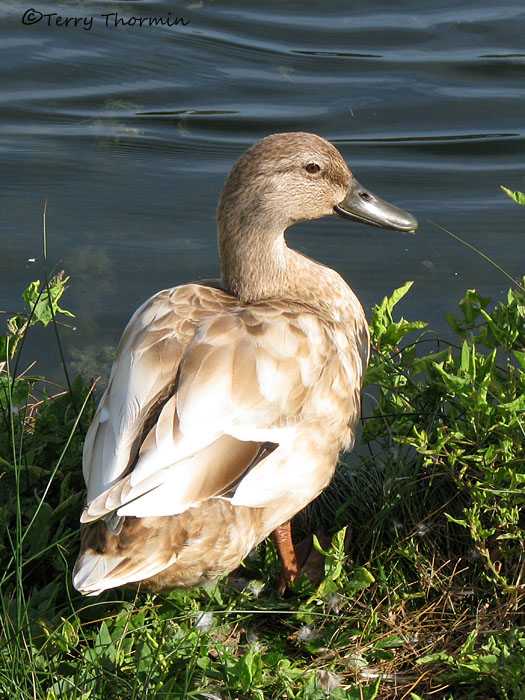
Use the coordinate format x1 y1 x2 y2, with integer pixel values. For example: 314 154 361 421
0 270 522 699
501 186 525 207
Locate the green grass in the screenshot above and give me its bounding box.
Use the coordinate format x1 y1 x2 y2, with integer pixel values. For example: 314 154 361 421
0 215 523 698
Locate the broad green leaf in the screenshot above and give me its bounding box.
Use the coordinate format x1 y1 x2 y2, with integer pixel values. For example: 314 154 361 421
362 363 388 386
347 567 375 590
499 394 525 411
235 646 262 692
433 362 470 392
56 618 79 652
0 334 8 363
380 320 427 349
0 332 22 363
301 673 326 699
445 513 469 527
369 281 419 348
0 375 33 408
461 628 478 655
460 340 470 373
501 186 525 206
373 635 404 649
513 350 525 369
386 280 415 311
458 289 492 324
95 620 117 666
23 277 74 327
417 650 454 665
412 348 450 375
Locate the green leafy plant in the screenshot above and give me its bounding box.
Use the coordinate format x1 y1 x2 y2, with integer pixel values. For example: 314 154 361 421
501 186 525 206
362 280 524 591
0 261 523 698
0 272 73 408
418 627 525 700
0 275 95 700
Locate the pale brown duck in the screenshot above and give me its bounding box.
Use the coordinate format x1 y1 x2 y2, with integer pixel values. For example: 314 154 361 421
73 132 417 595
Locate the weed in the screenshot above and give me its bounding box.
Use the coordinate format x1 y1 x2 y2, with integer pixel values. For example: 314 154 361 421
0 256 522 698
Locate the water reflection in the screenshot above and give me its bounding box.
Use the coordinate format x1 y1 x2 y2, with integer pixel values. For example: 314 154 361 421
1 0 524 384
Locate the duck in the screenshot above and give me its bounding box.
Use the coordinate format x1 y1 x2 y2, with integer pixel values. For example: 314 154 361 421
73 132 417 596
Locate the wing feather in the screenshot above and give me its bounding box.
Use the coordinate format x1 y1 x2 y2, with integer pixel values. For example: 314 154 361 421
83 284 236 502
82 288 368 521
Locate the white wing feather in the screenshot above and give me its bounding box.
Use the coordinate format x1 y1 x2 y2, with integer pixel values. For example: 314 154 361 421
81 285 368 522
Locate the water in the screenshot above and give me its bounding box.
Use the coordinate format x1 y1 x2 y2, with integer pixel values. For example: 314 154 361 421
1 0 524 382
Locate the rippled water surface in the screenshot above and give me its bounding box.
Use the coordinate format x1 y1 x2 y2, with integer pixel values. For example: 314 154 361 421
1 0 524 379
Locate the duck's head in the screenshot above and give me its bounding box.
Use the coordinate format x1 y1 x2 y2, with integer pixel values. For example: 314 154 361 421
217 132 418 238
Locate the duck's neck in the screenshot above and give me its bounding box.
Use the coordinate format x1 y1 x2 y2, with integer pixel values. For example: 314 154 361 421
219 217 290 301
217 215 361 324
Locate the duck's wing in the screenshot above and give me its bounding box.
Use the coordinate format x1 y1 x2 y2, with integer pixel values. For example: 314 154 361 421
82 283 237 506
82 295 367 523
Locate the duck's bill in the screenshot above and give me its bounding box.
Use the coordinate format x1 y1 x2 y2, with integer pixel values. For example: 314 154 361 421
334 179 418 233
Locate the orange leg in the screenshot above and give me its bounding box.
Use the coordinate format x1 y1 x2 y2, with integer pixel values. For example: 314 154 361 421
271 521 300 595
272 525 335 593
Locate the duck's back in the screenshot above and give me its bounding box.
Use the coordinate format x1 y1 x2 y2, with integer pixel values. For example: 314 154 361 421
74 277 368 595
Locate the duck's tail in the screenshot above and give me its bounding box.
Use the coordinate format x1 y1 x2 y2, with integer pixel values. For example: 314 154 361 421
73 516 179 595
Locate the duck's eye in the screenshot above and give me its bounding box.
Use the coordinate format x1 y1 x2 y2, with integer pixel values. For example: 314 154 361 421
305 163 321 174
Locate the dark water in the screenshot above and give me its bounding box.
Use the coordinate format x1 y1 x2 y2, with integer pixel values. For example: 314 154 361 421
1 0 524 382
